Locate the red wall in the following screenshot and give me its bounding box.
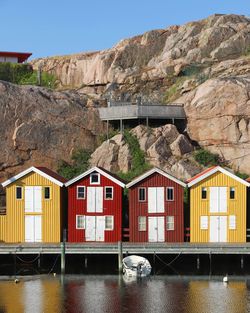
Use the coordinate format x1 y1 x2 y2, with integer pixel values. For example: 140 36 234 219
68 173 123 242
129 172 184 242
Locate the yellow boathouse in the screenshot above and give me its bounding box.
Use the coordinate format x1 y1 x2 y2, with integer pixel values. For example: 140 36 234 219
0 167 66 243
187 166 250 243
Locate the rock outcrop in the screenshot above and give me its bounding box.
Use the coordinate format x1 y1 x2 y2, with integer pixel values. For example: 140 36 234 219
0 81 104 181
178 76 250 174
32 14 250 102
90 124 199 180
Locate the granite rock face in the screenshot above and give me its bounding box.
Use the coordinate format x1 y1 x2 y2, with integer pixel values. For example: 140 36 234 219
32 14 250 102
179 76 250 174
90 124 198 180
0 81 104 181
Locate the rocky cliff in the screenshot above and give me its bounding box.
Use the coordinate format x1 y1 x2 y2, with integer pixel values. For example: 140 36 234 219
1 14 250 182
0 81 104 181
32 14 250 102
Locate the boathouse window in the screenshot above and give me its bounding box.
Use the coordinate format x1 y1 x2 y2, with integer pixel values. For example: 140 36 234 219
77 186 86 199
201 187 207 199
105 187 113 200
90 173 100 184
76 215 85 229
166 187 174 201
105 216 114 230
200 216 208 230
166 216 174 230
229 215 236 230
138 188 146 201
138 216 147 231
16 186 22 200
230 187 235 199
44 187 51 200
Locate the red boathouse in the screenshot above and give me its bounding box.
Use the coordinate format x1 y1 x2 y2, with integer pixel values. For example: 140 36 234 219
126 167 186 243
65 167 125 242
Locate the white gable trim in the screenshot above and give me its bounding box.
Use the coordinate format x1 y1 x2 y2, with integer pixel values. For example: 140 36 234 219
187 166 250 187
2 167 64 187
126 167 186 188
65 167 125 188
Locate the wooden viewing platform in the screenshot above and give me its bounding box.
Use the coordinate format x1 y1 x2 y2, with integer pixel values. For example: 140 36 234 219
98 103 186 121
2 243 250 255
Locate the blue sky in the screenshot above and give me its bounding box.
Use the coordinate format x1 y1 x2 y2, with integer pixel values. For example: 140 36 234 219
1 0 250 59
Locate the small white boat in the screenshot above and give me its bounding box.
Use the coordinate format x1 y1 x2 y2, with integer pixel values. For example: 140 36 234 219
122 255 152 277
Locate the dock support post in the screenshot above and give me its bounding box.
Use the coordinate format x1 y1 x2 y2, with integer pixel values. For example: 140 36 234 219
106 120 109 141
146 116 149 130
118 241 123 273
209 253 212 276
38 253 41 269
120 120 123 134
197 255 200 270
241 255 244 269
84 256 88 268
13 253 17 277
61 229 66 274
153 252 156 275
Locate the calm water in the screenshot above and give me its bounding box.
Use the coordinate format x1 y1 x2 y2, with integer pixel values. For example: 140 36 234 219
0 275 250 313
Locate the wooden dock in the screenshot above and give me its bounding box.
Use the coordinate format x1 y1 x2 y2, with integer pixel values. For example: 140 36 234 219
1 242 250 255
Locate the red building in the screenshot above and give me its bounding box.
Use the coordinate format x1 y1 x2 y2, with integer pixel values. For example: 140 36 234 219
126 167 186 242
0 51 32 63
65 167 125 242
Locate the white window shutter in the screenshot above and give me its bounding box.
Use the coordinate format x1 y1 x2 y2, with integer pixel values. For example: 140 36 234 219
229 215 236 230
200 216 208 230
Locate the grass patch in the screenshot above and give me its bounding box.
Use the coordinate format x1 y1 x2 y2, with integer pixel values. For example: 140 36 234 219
97 129 120 145
235 171 249 180
164 77 186 103
164 63 210 103
19 71 58 89
57 149 92 180
0 62 58 89
193 148 220 167
116 129 152 181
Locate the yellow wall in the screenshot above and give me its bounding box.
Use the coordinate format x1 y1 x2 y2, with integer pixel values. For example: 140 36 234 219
0 215 7 241
190 171 247 243
1 172 62 243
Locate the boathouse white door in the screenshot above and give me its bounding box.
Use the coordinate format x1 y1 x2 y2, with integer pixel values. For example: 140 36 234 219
85 216 105 241
210 187 227 213
25 186 42 213
87 187 103 213
148 217 165 242
148 187 164 213
210 216 227 242
25 215 42 242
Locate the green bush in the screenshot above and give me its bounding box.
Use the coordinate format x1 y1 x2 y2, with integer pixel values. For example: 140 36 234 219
164 77 186 103
19 71 58 89
0 62 58 89
98 129 119 144
194 149 220 167
116 130 152 181
235 171 249 180
180 64 203 77
0 63 33 84
57 149 91 180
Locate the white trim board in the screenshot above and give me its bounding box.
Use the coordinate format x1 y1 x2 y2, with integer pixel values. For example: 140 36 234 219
126 167 186 188
65 167 125 188
187 166 250 187
2 167 64 188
